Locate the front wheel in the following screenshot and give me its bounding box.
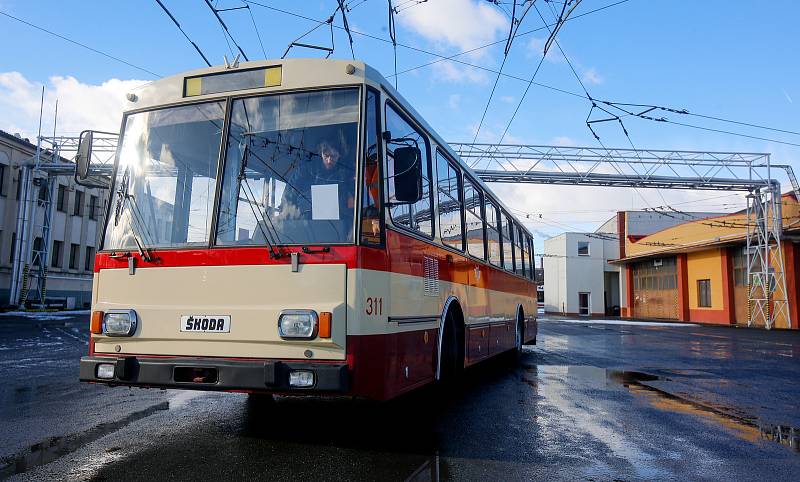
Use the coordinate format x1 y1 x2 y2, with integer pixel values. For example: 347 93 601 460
439 311 463 382
508 319 524 364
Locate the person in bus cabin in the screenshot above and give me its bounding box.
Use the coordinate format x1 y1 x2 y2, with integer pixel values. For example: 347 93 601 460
279 129 356 240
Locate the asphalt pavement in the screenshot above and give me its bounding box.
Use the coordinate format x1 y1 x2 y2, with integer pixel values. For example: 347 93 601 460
3 314 800 481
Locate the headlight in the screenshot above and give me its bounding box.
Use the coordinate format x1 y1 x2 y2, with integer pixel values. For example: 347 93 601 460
278 310 318 339
103 310 138 337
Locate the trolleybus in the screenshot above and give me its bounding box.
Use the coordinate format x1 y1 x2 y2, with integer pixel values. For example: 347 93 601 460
79 59 537 401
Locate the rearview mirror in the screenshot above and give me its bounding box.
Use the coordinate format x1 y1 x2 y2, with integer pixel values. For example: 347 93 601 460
75 130 93 180
393 146 423 203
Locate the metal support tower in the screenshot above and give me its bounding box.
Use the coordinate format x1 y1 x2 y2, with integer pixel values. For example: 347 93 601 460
8 134 117 308
452 143 792 329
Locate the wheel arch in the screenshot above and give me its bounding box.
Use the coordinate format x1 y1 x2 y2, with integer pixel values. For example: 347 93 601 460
436 296 465 380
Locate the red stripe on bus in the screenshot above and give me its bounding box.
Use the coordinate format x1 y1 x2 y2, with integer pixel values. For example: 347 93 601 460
94 230 535 297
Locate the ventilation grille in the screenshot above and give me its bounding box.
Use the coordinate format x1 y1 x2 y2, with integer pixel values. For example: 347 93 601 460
423 256 440 297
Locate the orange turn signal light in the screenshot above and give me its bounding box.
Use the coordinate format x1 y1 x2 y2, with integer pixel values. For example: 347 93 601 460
318 312 332 338
90 311 104 334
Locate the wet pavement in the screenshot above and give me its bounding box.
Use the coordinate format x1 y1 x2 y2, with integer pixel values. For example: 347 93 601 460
3 315 800 480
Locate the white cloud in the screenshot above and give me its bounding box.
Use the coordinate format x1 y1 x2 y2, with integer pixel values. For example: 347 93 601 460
582 67 603 85
0 72 147 139
431 60 490 84
499 95 515 104
398 0 508 55
551 136 576 146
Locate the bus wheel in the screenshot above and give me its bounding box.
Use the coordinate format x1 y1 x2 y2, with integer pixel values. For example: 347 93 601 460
439 310 463 382
509 319 523 364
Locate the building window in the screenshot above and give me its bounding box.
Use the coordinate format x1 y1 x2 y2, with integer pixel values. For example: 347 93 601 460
0 164 6 196
51 240 63 268
56 185 67 212
9 232 15 264
73 190 84 216
733 246 747 287
69 243 80 269
85 246 95 271
89 195 98 221
38 182 48 203
577 241 590 256
385 102 433 237
436 151 464 251
698 279 712 307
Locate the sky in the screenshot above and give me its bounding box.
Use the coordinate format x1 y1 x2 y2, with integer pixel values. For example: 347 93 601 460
0 0 799 254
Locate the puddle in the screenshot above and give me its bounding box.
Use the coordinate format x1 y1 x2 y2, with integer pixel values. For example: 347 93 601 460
551 363 800 455
0 401 169 479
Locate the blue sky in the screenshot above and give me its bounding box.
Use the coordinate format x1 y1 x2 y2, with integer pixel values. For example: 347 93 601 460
1 0 798 248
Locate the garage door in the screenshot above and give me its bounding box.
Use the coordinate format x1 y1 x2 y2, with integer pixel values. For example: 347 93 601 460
632 257 679 320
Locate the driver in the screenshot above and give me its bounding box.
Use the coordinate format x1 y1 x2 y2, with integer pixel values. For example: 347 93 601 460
280 132 355 223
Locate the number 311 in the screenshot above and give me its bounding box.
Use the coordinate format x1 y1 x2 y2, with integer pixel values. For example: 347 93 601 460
365 297 383 316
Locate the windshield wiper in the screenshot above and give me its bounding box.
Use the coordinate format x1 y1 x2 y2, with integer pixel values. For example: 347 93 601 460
237 142 283 259
113 167 157 262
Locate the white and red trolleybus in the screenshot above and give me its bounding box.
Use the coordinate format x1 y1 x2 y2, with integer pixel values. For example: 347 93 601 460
79 59 537 401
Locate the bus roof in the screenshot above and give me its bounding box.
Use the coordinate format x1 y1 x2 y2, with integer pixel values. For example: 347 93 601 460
123 58 533 241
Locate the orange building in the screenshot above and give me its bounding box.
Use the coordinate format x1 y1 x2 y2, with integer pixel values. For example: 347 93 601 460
614 193 800 329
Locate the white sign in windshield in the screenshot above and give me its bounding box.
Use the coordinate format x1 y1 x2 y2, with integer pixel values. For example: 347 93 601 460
311 184 340 220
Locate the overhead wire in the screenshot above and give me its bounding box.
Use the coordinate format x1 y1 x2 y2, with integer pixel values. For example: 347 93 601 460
389 0 632 79
204 0 250 61
245 4 268 58
471 1 536 147
155 0 212 67
530 2 657 210
0 10 161 77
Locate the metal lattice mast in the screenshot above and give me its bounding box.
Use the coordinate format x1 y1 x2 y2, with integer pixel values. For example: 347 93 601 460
8 133 117 307
451 142 793 330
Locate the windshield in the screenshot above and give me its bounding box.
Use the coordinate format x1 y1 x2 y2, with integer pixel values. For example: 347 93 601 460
102 101 225 250
215 88 359 245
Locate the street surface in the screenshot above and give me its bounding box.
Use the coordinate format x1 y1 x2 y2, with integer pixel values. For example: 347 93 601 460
2 313 800 481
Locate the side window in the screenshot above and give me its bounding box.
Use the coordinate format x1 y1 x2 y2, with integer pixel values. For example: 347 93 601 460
485 199 501 267
516 226 526 277
500 211 513 272
436 150 464 250
528 236 535 280
463 176 485 259
385 103 433 237
360 88 382 246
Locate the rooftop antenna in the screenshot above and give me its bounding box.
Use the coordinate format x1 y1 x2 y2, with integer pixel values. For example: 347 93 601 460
224 53 241 69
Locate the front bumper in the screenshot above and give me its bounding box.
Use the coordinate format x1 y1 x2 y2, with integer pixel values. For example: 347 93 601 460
80 356 349 393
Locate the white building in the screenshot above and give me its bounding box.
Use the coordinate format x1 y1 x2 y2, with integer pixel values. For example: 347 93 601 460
543 211 722 317
543 232 619 316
